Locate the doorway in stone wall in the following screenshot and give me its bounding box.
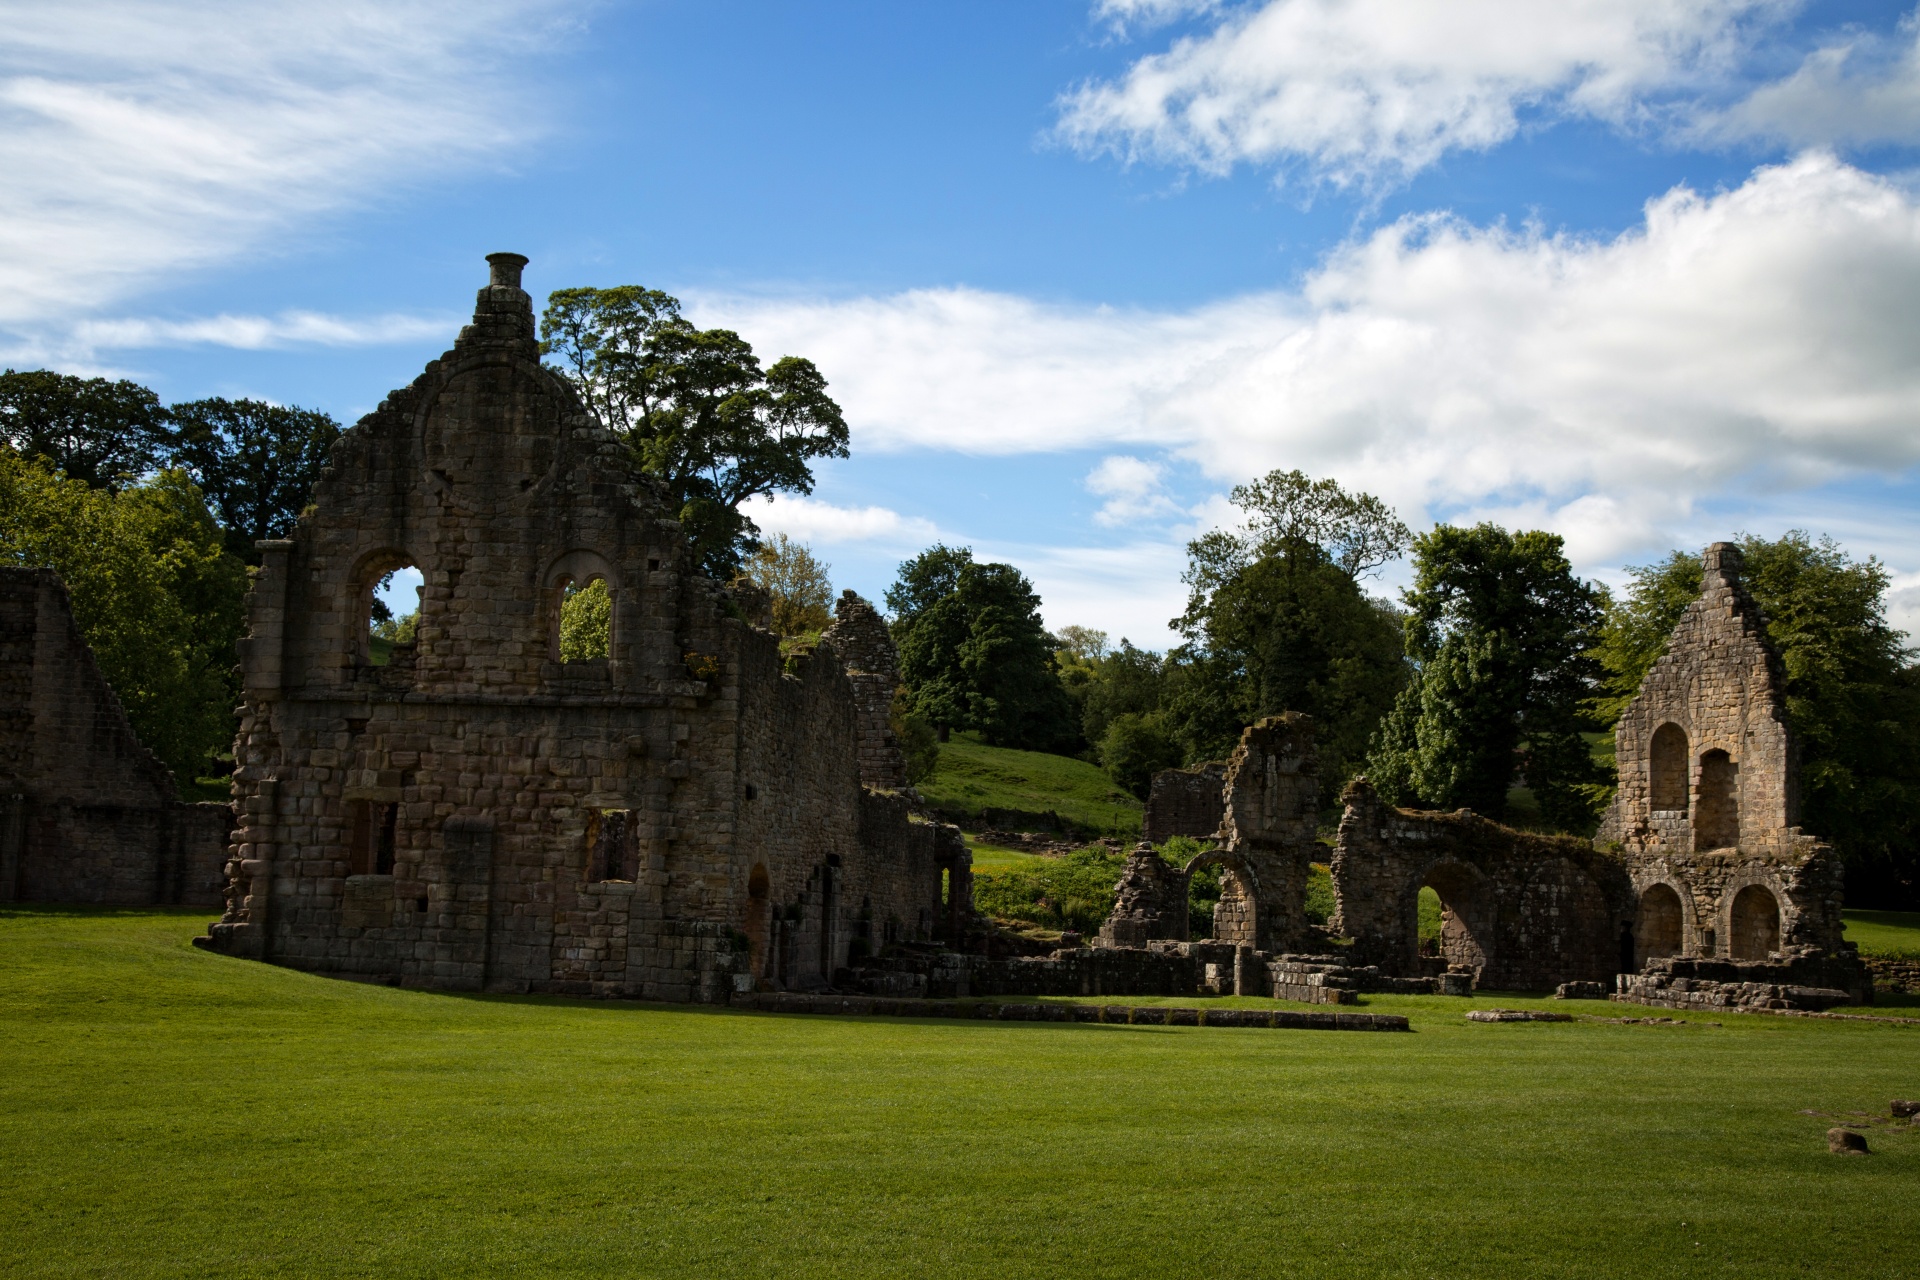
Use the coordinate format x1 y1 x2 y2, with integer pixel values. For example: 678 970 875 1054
1420 862 1493 977
1634 883 1685 968
1183 852 1256 947
1730 884 1780 960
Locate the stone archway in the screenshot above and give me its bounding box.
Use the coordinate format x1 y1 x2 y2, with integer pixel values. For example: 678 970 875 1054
1421 860 1494 978
1729 883 1780 960
1181 850 1260 948
1635 882 1685 968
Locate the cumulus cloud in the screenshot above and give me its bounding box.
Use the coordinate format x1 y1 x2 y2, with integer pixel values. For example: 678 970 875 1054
1086 454 1182 525
739 493 939 547
0 0 578 329
699 153 1920 568
1704 12 1920 149
1057 0 1785 187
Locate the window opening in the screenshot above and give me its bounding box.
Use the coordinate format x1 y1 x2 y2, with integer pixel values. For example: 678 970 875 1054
1634 883 1684 967
368 563 422 666
558 577 612 661
348 799 399 876
587 808 635 882
1648 723 1688 812
1694 750 1740 850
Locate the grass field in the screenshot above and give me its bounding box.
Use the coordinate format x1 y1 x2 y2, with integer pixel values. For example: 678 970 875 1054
1845 910 1920 958
4 908 1919 1278
918 733 1142 836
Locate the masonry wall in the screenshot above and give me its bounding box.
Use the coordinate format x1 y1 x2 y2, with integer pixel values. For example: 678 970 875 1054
1143 761 1227 843
1332 779 1633 990
0 568 229 906
198 255 948 1001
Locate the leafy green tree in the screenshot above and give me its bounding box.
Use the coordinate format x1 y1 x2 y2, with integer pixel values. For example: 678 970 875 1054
1593 533 1920 906
1368 524 1604 829
889 688 940 785
1079 641 1168 749
740 532 833 638
884 543 975 633
892 551 1078 751
0 451 247 792
558 579 610 661
0 369 170 490
165 398 341 562
540 287 849 578
1099 711 1182 800
1168 471 1410 798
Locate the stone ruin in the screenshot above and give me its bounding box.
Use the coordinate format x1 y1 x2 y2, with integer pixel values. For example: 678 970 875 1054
0 568 230 906
1142 760 1226 843
191 254 969 1000
1102 542 1868 1009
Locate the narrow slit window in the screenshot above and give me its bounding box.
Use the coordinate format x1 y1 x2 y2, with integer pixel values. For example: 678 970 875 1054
348 800 399 876
587 808 635 882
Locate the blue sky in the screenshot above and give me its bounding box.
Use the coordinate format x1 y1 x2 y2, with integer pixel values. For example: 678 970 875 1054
7 0 1920 644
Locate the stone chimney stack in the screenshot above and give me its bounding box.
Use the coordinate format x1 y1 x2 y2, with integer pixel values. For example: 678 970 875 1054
458 252 537 354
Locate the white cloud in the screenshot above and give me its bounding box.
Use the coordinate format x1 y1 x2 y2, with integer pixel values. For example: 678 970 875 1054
0 0 578 330
1704 12 1920 148
1057 0 1785 187
1086 454 1181 525
740 493 939 547
1092 0 1222 35
699 153 1920 571
70 311 457 352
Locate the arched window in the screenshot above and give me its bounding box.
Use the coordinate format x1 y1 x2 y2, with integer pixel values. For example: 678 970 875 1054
1695 750 1740 850
1634 883 1684 967
357 552 421 666
545 551 617 663
1649 723 1688 812
1729 884 1780 960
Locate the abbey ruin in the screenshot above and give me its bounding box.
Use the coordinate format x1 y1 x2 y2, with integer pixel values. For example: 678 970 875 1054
0 255 1869 1015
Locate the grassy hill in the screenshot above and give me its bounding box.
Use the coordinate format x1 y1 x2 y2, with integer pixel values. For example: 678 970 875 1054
3 907 1918 1279
917 733 1142 837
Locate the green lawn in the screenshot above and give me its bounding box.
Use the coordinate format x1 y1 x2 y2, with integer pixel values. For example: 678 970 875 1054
3 908 1918 1278
1845 909 1920 958
918 733 1142 837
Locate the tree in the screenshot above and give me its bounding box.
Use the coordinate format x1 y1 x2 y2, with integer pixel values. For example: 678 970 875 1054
0 369 170 490
1078 640 1168 749
891 552 1078 752
1593 533 1920 906
0 451 248 792
540 286 849 578
1099 712 1182 800
1368 524 1604 829
1169 471 1410 799
740 532 833 637
883 543 974 634
558 579 610 661
166 398 341 562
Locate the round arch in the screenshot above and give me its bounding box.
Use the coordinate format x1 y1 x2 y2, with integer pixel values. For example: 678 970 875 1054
349 546 427 665
1418 859 1495 978
1182 849 1261 947
1632 880 1688 968
1727 882 1782 960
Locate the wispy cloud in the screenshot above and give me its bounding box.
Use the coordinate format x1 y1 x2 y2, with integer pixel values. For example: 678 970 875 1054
1086 454 1182 526
1702 11 1920 149
740 493 939 547
70 311 458 352
699 153 1920 570
0 0 581 331
1057 0 1787 188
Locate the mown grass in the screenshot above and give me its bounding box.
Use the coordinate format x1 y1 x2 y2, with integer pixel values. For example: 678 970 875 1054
1844 910 1920 958
4 907 1918 1279
918 733 1141 836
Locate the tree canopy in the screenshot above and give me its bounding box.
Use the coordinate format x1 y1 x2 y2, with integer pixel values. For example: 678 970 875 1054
0 451 248 793
166 397 341 562
1166 471 1410 801
891 548 1077 752
0 369 170 490
1368 524 1604 829
1593 533 1920 906
539 286 849 579
740 533 833 638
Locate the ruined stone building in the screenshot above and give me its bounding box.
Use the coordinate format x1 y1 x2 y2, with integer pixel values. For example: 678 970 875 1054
0 568 230 906
1094 541 1863 1007
195 254 967 999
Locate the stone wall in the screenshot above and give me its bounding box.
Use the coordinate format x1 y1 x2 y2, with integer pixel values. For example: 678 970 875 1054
819 590 905 789
1143 762 1226 843
0 568 230 906
1599 543 1847 967
195 254 952 1001
1331 778 1633 990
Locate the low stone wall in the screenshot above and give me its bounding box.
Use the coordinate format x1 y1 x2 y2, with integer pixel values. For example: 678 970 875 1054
1862 956 1920 994
734 990 1408 1031
1614 973 1855 1013
1614 951 1868 1012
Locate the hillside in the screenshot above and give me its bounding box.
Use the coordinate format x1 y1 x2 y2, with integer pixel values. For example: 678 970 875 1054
917 734 1142 837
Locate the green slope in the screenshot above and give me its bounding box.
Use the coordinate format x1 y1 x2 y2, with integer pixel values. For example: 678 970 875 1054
917 733 1142 837
3 907 1919 1279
